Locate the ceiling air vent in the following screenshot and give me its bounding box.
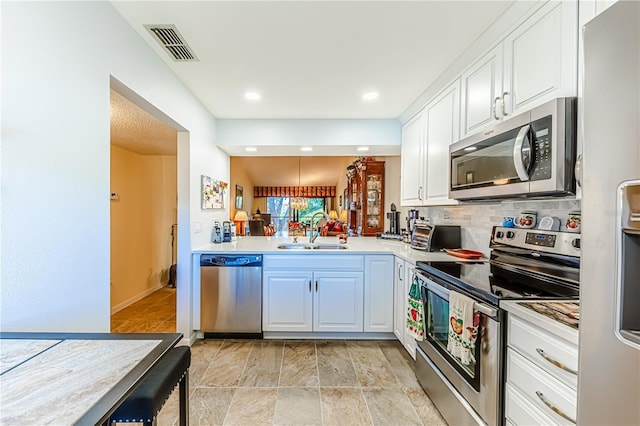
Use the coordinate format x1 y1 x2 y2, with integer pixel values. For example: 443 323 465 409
144 24 198 62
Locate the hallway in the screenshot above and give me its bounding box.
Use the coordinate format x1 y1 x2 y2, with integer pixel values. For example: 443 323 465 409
110 287 176 333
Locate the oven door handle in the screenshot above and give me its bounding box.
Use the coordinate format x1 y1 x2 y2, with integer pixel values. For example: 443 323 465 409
421 273 498 317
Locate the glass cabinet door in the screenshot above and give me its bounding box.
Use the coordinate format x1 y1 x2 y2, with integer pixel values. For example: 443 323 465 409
361 161 385 235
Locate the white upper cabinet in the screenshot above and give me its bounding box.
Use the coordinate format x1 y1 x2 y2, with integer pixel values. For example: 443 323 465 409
460 45 504 137
503 1 578 117
459 1 578 138
400 110 426 206
425 80 460 204
401 79 460 207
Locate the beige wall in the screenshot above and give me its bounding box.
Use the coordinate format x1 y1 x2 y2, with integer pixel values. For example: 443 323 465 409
230 156 255 221
110 145 177 311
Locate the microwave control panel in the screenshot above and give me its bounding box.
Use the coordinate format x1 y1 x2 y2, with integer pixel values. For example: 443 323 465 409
530 123 552 181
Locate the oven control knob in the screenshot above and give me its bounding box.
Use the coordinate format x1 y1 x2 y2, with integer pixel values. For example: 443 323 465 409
496 231 504 239
506 231 516 239
571 238 581 249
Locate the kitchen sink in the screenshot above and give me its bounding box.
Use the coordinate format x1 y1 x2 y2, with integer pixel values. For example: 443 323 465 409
313 244 347 250
277 243 315 250
277 243 347 250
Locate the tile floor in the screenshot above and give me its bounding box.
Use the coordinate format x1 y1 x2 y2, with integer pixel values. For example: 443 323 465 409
111 288 448 426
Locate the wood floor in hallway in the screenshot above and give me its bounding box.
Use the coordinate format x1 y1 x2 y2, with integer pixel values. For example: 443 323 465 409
111 287 176 333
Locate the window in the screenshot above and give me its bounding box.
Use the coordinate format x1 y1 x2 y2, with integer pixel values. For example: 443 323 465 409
266 197 326 235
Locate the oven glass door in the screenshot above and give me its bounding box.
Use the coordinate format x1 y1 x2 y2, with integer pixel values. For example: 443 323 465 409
451 125 528 190
421 278 482 391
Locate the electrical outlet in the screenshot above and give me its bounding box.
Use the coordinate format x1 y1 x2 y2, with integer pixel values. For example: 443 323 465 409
194 222 202 233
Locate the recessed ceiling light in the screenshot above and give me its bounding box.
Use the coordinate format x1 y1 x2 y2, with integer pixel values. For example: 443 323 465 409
300 147 313 152
357 146 369 152
362 92 379 101
245 147 258 152
464 146 478 152
244 91 261 101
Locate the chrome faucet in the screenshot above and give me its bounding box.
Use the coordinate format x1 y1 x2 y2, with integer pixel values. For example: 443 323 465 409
309 211 331 243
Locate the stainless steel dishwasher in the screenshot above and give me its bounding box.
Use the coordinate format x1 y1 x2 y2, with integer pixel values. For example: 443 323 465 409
200 254 263 337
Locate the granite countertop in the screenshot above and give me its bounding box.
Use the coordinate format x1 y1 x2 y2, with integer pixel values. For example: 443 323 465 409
501 300 579 345
193 236 480 264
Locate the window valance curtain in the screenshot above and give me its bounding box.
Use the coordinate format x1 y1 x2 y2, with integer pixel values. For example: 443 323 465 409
253 186 336 198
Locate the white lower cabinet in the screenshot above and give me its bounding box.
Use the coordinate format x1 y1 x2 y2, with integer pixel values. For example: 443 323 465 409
393 256 417 359
505 312 578 426
262 255 367 333
364 255 394 332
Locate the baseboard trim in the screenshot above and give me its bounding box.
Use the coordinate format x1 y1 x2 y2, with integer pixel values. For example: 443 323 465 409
111 284 164 314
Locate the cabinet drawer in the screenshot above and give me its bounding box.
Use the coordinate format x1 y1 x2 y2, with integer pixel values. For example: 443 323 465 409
508 315 578 388
507 349 577 425
505 383 562 426
264 255 364 270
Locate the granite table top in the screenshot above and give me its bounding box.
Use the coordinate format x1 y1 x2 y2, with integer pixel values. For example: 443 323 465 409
0 332 182 425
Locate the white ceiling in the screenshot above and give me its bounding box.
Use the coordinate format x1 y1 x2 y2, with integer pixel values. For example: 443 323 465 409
111 1 514 120
110 89 177 155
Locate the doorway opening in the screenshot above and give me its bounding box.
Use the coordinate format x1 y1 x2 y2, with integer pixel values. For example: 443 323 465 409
109 80 184 333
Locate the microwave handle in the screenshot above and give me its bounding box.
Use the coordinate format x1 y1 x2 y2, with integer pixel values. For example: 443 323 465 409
513 124 532 181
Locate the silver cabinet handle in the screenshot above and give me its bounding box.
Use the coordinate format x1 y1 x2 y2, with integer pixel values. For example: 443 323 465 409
535 391 576 424
398 264 403 281
574 154 583 188
492 96 501 120
315 279 318 292
535 348 578 375
501 92 509 116
309 280 312 292
418 186 422 200
513 124 532 181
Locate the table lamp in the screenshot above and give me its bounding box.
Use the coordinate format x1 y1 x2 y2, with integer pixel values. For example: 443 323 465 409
233 210 249 236
329 210 339 221
339 210 348 223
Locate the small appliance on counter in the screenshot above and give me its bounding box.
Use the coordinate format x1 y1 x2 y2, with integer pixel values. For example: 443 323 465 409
386 203 401 235
222 221 232 242
406 209 420 240
410 223 461 252
211 221 222 243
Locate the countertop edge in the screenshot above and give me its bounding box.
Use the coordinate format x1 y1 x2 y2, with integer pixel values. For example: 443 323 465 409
500 300 579 345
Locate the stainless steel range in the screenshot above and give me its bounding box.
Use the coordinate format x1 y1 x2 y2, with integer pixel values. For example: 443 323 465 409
414 226 580 426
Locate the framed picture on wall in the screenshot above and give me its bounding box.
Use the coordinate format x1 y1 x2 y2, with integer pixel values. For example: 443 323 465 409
235 185 243 210
201 175 226 209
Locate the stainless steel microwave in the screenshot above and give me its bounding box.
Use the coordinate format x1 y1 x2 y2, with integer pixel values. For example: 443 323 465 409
449 97 577 200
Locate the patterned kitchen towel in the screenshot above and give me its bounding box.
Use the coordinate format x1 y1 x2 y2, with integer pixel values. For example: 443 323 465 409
447 290 479 366
406 275 424 341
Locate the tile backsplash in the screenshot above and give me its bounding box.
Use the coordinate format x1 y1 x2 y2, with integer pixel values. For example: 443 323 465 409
422 198 580 255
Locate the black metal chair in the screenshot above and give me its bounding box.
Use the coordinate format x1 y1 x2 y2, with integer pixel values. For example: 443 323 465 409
110 346 191 426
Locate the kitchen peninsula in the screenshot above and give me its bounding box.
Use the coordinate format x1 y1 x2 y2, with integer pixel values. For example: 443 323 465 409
192 236 463 342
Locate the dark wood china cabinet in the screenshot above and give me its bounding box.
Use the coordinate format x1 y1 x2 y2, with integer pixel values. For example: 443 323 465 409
347 160 384 236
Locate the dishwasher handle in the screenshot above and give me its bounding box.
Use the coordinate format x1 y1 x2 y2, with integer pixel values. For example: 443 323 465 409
200 254 263 267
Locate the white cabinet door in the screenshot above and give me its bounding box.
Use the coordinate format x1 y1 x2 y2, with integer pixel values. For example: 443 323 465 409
401 109 426 206
460 44 503 137
425 80 460 204
503 1 578 117
393 258 405 340
402 262 417 359
263 271 313 332
314 271 364 332
364 255 394 332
